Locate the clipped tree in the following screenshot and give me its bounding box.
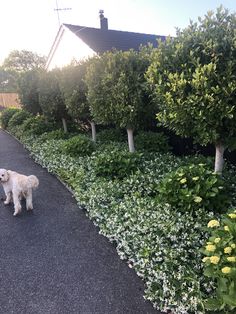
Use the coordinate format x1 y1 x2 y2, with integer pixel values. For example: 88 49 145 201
147 7 236 173
59 60 96 140
39 69 69 132
85 48 155 152
17 69 42 115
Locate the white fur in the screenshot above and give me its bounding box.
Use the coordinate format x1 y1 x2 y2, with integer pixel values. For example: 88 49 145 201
0 169 39 216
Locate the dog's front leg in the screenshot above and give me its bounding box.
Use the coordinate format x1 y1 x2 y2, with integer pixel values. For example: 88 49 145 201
12 192 22 216
4 192 12 205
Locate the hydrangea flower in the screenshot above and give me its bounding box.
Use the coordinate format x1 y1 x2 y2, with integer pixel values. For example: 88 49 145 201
206 244 216 252
207 220 220 228
221 267 231 274
214 238 221 243
210 256 220 264
224 247 233 254
228 213 236 219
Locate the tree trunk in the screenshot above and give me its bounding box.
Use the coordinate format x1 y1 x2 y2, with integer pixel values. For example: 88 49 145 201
62 118 67 133
89 121 96 142
214 142 225 174
127 128 135 153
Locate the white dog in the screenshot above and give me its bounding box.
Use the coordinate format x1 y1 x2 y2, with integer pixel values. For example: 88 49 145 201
0 169 39 216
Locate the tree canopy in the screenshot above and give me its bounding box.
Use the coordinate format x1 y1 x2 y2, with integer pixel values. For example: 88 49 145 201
147 6 236 172
85 48 155 151
3 50 46 73
17 69 42 115
86 49 153 129
0 68 17 92
59 60 91 122
38 69 69 131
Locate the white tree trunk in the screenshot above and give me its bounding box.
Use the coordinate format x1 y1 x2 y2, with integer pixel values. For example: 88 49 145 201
90 121 96 142
127 128 135 153
214 143 225 174
62 118 68 133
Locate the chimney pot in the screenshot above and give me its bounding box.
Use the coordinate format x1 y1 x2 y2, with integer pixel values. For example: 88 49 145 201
99 10 108 30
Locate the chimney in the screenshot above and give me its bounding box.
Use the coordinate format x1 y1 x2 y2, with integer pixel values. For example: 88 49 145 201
99 10 108 30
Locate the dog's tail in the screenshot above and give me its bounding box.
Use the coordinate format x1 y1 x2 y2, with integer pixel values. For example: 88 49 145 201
27 175 39 189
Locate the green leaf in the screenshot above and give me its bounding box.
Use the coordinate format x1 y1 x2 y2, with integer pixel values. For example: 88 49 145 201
204 298 223 310
204 266 215 277
222 294 236 307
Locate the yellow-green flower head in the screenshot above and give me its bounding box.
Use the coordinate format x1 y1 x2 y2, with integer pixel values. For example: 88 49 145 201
222 267 231 274
206 244 216 252
202 257 209 263
207 220 220 228
227 256 236 262
180 178 187 184
228 213 236 219
192 176 199 181
224 226 230 231
214 238 221 244
231 244 236 249
194 196 202 203
224 247 232 254
210 256 220 264
207 242 213 245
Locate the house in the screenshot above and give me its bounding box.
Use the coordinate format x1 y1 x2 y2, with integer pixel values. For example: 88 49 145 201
0 93 21 111
46 11 165 70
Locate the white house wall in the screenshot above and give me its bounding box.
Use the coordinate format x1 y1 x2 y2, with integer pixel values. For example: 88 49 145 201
46 27 96 70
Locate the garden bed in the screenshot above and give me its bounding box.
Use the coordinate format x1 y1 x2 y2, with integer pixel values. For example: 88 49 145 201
13 133 236 314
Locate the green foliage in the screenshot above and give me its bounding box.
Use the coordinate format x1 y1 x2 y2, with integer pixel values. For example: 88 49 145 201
147 7 236 148
0 108 20 129
59 60 91 122
92 146 143 179
39 69 68 122
157 163 230 213
201 210 236 313
38 129 73 142
85 48 155 129
21 116 55 135
135 131 170 152
8 109 32 129
61 135 95 157
97 128 125 143
3 50 46 73
17 69 42 115
0 68 17 92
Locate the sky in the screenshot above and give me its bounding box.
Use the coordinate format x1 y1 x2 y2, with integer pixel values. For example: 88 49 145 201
0 0 235 64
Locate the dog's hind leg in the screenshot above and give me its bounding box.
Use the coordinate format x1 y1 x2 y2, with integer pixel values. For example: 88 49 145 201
12 192 22 216
26 190 33 211
4 192 12 205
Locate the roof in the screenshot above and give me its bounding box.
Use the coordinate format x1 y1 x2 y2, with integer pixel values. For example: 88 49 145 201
0 93 21 110
63 24 165 54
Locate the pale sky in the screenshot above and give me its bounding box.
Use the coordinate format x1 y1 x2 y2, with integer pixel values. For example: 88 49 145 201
0 0 235 64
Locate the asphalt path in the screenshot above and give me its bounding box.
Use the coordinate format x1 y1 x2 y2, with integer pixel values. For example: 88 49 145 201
0 130 160 314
